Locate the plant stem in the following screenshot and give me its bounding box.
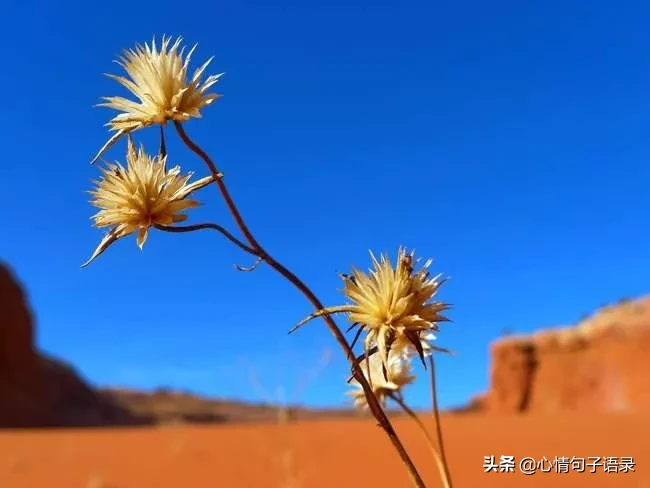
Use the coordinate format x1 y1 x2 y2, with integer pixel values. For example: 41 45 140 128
429 355 453 487
174 121 427 488
390 394 450 488
154 223 259 256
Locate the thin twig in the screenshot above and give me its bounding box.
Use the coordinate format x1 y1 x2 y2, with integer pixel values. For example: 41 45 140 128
236 256 263 272
289 305 352 334
174 121 427 488
154 223 259 256
390 393 451 488
429 354 453 487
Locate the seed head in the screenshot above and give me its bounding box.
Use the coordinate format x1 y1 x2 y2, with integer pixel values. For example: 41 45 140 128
348 350 415 410
91 35 223 164
291 248 450 374
83 135 213 267
343 248 449 370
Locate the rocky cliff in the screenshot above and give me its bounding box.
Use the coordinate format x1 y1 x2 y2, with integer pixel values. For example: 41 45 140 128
0 262 150 427
479 297 650 413
0 263 356 427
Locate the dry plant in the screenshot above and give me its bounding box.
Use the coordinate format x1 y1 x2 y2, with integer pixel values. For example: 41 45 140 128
81 35 454 488
247 347 333 488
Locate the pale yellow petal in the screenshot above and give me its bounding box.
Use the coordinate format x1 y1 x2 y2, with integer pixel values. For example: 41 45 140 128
93 36 223 162
84 140 206 265
81 226 127 268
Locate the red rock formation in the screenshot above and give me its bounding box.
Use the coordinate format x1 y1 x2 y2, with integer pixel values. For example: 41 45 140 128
0 264 52 427
0 262 355 427
0 262 149 428
481 297 650 413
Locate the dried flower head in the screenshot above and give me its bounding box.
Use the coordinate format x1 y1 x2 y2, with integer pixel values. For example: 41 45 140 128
91 35 223 164
82 135 213 267
393 330 451 359
348 350 415 409
293 248 450 372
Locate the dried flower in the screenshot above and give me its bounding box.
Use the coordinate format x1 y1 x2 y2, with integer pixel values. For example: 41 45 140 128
91 35 223 164
393 330 452 359
82 135 213 267
293 248 450 372
348 350 415 409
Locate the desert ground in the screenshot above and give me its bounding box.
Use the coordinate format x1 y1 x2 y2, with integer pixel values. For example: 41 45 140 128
1 413 646 488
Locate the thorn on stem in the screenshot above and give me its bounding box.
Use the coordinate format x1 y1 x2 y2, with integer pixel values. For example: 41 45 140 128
346 322 360 333
159 124 167 159
349 326 364 350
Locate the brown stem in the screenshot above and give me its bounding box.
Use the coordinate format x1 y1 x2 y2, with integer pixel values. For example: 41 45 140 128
429 354 453 487
154 223 259 256
174 121 426 488
390 394 450 488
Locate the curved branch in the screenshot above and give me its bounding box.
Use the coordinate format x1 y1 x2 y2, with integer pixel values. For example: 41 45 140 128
174 121 224 187
289 305 353 334
236 256 263 272
154 223 259 257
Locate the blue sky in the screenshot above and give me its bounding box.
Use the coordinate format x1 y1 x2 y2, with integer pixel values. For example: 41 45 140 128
2 0 650 410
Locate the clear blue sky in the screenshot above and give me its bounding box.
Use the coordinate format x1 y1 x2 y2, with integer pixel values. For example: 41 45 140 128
2 0 650 410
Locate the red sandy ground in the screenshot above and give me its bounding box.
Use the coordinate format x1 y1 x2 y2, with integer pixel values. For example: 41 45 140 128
0 413 646 488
